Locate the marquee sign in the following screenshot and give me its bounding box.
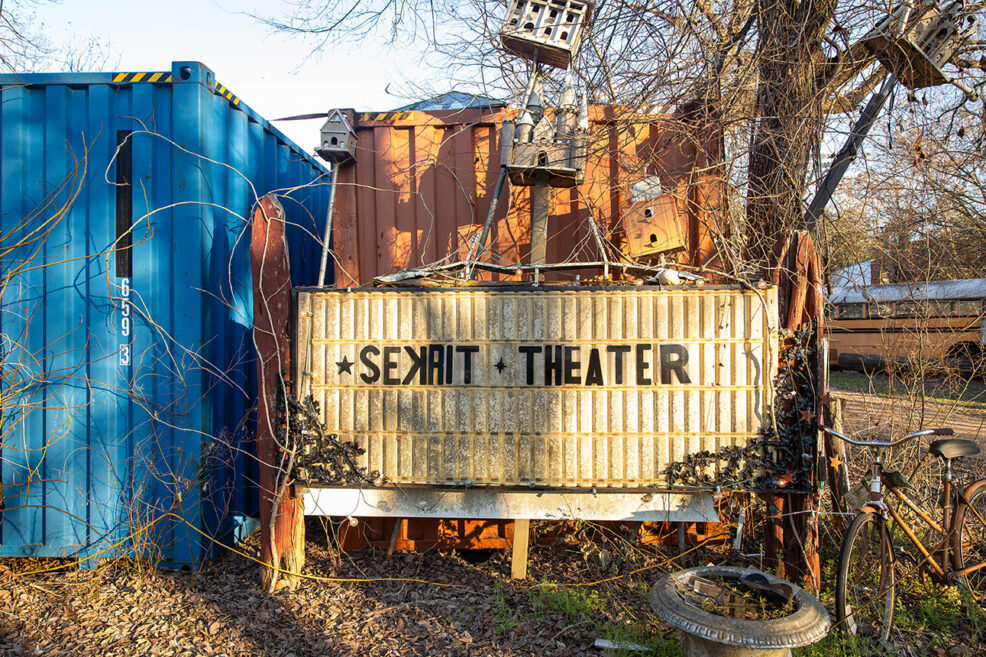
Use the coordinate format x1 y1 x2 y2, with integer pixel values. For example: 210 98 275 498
294 286 777 490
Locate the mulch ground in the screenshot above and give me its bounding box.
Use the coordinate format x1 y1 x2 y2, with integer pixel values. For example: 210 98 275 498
0 523 685 657
4 381 986 657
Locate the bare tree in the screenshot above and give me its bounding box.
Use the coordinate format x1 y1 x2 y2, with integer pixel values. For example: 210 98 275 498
0 1 115 73
256 1 986 271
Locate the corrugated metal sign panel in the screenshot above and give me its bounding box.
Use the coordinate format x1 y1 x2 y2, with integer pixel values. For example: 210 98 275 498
0 61 330 563
330 108 724 286
295 285 776 489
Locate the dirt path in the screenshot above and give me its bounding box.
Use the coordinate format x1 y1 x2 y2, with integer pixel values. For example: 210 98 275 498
836 390 986 441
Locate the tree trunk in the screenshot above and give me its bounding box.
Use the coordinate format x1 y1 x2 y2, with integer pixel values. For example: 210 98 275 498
746 0 837 265
251 194 305 591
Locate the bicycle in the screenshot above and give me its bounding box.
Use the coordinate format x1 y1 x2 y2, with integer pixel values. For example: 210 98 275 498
823 425 986 642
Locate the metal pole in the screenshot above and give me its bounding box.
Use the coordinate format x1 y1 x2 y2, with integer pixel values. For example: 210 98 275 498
519 48 541 110
803 74 896 234
465 51 541 280
317 161 337 288
465 166 508 280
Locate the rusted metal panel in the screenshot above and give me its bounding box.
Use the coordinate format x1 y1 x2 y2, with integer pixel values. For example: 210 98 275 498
339 517 516 551
338 517 722 551
330 107 723 286
295 285 777 490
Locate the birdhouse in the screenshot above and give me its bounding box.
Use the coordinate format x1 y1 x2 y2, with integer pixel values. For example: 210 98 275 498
508 140 585 187
622 182 687 260
500 0 594 69
502 81 589 188
503 114 588 187
316 109 358 165
862 2 971 89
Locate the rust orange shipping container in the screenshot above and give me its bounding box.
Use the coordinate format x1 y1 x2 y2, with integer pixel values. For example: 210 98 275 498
330 106 725 287
319 104 731 551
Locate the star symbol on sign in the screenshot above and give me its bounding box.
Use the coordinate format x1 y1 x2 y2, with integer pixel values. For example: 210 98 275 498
336 356 354 376
494 358 507 373
829 455 843 470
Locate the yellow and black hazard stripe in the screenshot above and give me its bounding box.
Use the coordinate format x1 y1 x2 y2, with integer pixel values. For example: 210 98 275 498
111 71 173 84
357 111 412 122
214 82 241 107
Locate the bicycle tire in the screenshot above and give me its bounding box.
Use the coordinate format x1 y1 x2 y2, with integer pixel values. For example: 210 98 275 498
836 511 896 642
951 478 986 592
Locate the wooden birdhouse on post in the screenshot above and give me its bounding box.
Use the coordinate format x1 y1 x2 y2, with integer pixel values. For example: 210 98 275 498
621 178 688 260
496 0 595 265
500 0 594 69
316 109 358 164
862 1 974 90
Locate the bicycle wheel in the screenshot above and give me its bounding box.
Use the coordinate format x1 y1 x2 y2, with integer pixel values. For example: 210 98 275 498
951 479 986 592
836 511 896 641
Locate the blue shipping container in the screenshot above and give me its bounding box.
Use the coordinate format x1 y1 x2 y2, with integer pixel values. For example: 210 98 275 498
0 61 331 564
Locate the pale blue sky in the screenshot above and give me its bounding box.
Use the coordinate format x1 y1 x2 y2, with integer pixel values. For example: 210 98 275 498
34 0 432 148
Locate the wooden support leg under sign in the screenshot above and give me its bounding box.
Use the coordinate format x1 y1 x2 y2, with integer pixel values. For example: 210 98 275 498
386 518 403 559
511 519 530 580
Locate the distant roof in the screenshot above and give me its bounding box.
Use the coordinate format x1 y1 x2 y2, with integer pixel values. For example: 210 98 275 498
831 260 871 287
393 91 507 112
830 279 986 304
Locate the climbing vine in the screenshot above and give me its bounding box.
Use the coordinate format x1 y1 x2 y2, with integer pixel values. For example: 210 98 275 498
663 324 819 493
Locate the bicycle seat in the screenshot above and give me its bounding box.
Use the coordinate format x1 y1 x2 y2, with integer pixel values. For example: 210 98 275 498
929 438 981 460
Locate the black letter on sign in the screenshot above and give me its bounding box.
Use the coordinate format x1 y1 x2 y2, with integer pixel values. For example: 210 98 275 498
584 348 603 386
518 346 542 385
544 345 563 386
456 345 480 384
660 344 691 384
563 346 580 384
360 346 381 384
403 346 426 385
427 344 444 385
606 345 631 384
382 346 400 385
445 345 454 384
635 343 652 385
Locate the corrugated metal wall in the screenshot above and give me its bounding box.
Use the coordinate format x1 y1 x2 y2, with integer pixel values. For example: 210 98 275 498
331 108 725 286
0 61 330 563
296 286 776 489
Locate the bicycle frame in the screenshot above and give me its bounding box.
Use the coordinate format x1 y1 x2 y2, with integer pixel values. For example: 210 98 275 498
866 448 986 582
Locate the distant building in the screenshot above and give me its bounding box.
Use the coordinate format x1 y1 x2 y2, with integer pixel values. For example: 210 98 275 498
831 260 873 287
393 91 506 112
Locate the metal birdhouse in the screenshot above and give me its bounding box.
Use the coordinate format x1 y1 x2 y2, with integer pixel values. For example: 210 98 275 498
862 1 973 89
502 73 588 187
622 179 687 260
500 0 594 69
316 109 358 165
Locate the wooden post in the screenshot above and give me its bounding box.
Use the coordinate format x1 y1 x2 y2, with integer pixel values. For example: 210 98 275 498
386 519 404 558
252 194 305 591
331 111 361 288
511 519 530 580
825 396 851 530
530 183 550 267
763 493 785 576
